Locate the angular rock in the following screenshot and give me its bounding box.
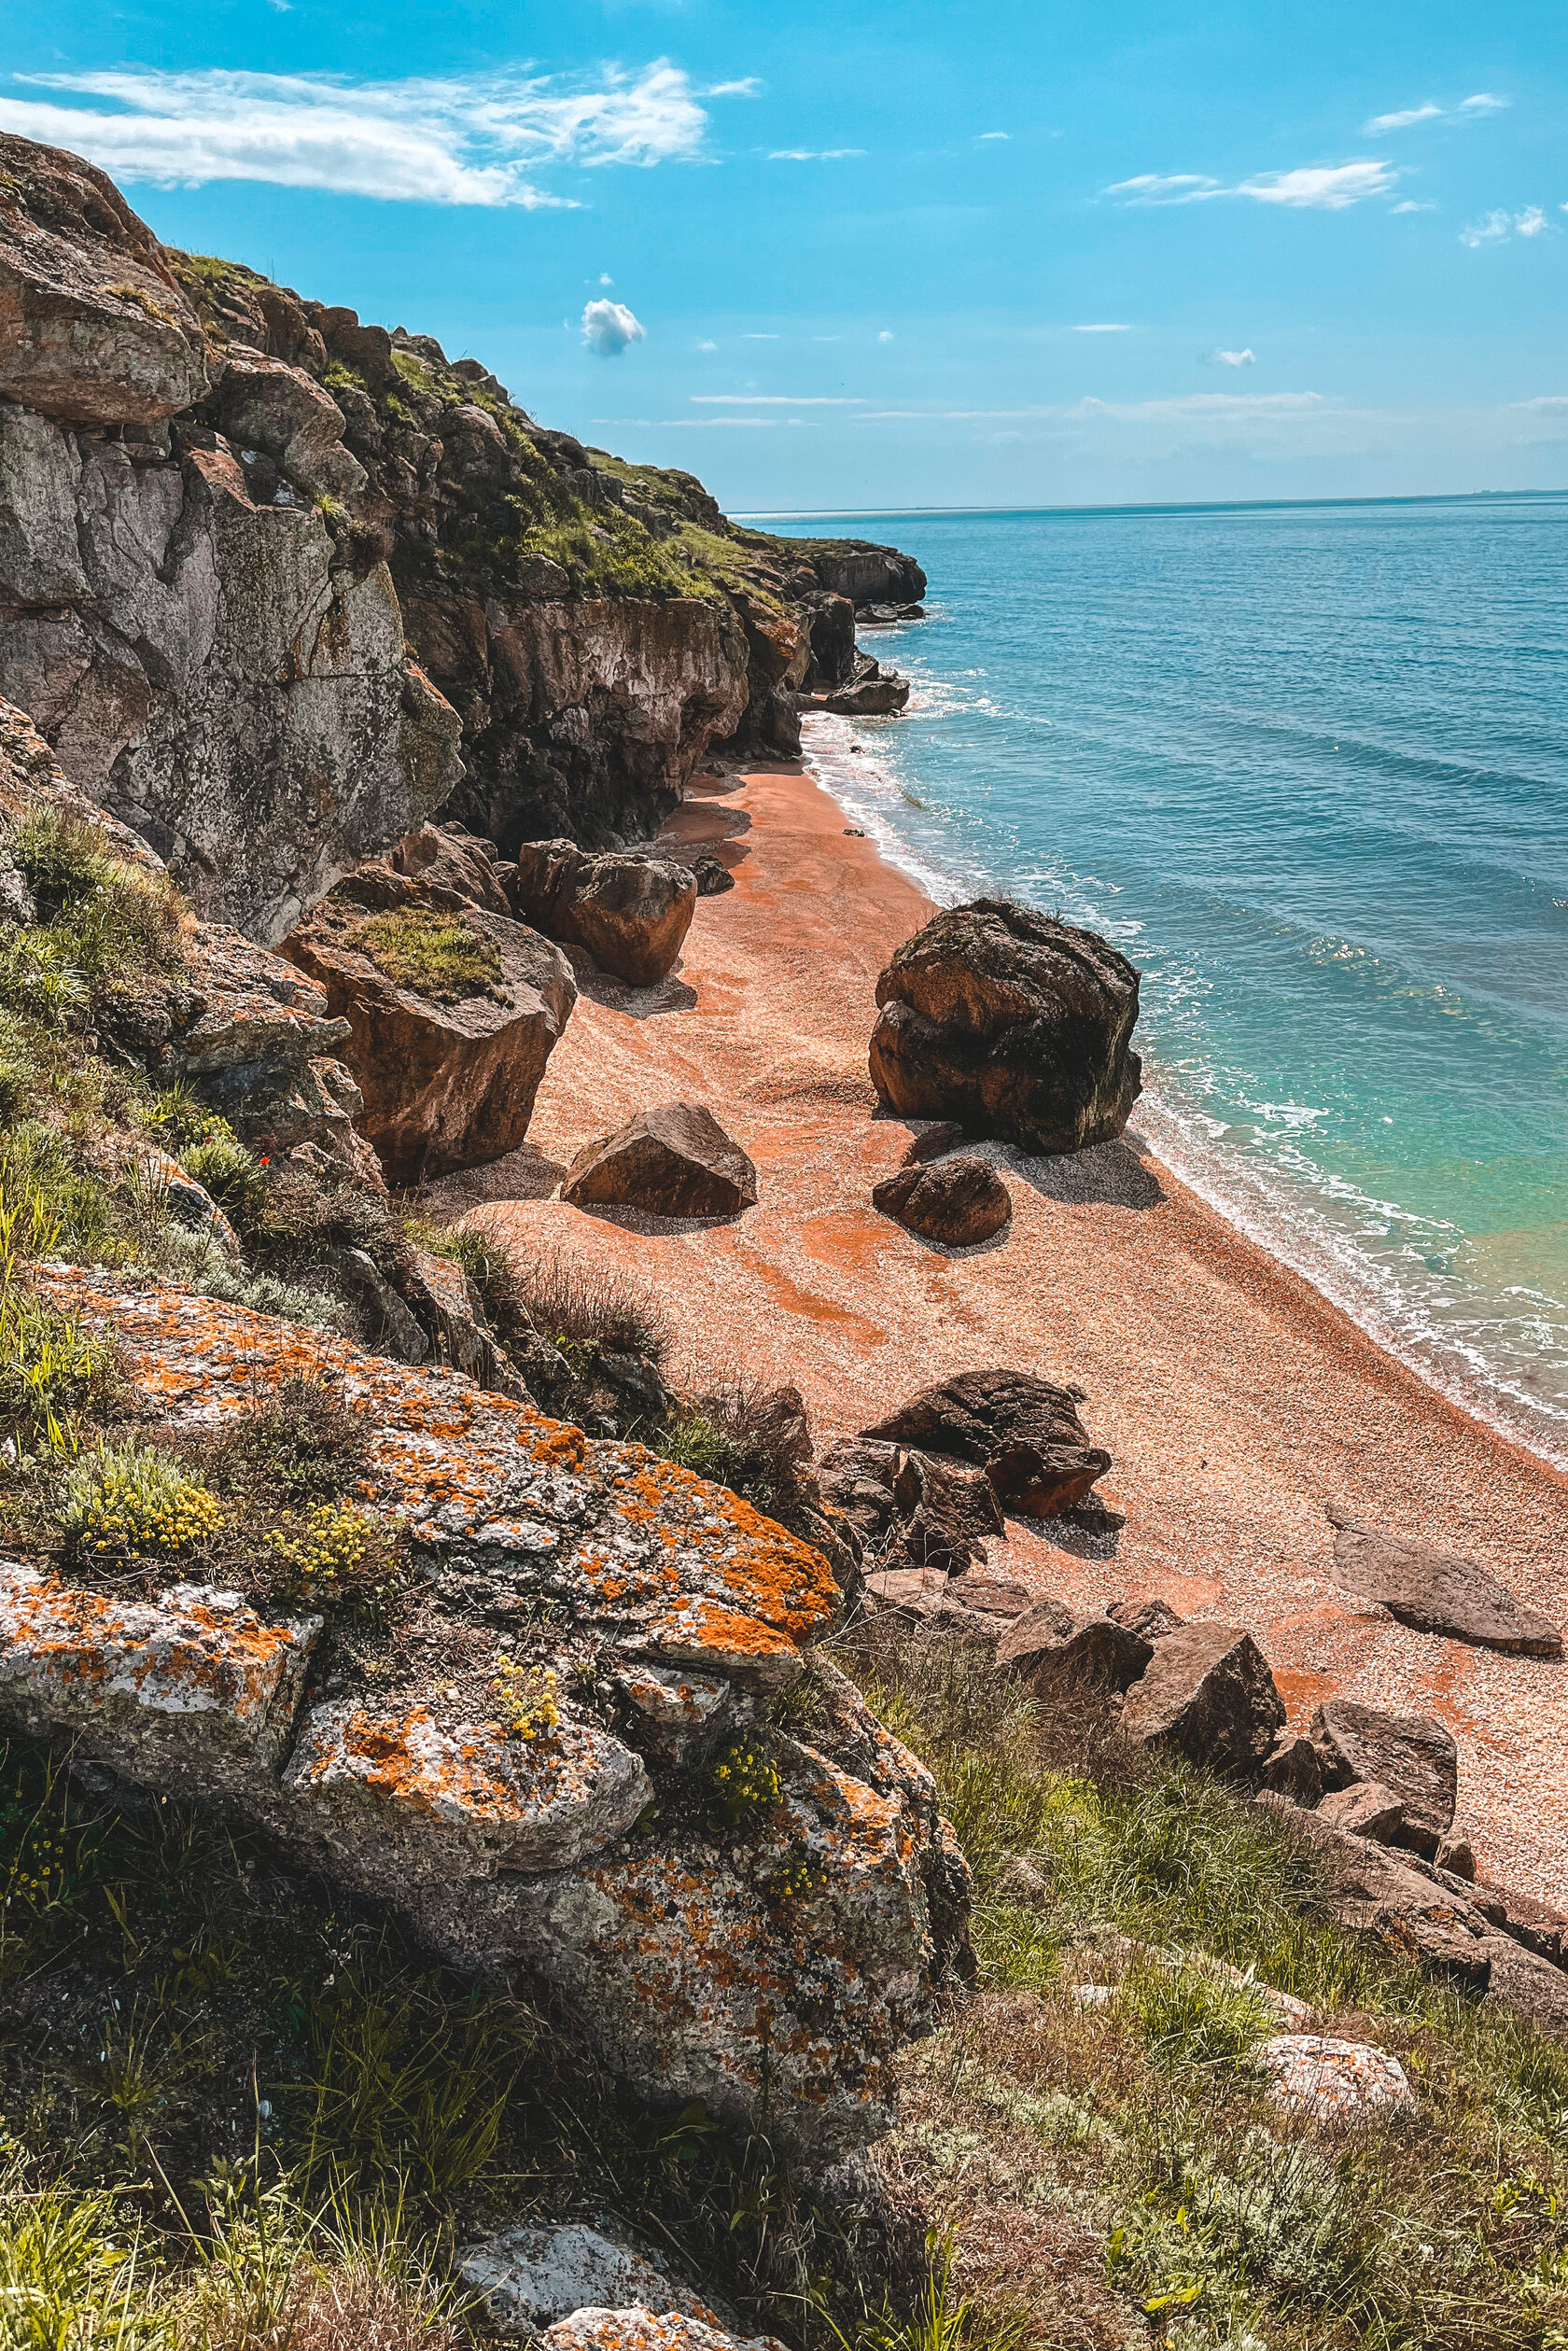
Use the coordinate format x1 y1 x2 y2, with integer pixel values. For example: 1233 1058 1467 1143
458 2224 722 2339
213 346 366 499
1259 2036 1414 2120
861 1368 1111 1518
1308 1700 1458 1860
690 853 735 898
1318 1780 1406 1844
872 1155 1012 1247
1435 1828 1476 1881
869 901 1142 1154
1120 1623 1286 1776
1259 1732 1324 1808
1308 1821 1492 1984
996 1601 1155 1691
0 134 208 428
889 1449 1004 1574
614 1662 746 1768
902 1121 965 1167
1326 1507 1562 1658
511 839 697 987
1479 1938 1568 2036
1109 1596 1185 1644
283 874 577 1183
1470 1880 1568 1964
10 1266 966 2158
562 1103 757 1220
543 2313 785 2351
385 822 515 916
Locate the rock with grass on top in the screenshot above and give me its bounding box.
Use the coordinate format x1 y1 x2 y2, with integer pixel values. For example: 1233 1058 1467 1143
562 1102 758 1219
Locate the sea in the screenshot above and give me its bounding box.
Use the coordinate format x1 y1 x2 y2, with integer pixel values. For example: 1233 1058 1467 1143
755 498 1568 1469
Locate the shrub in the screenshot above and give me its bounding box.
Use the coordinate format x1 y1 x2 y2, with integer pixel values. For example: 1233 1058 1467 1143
350 908 504 1003
487 1242 671 1365
0 1123 119 1267
180 1127 268 1224
203 1374 369 1506
658 1381 796 1513
11 806 183 983
268 1501 377 1597
155 1223 346 1331
60 1439 222 1559
490 1653 561 1739
708 1736 781 1833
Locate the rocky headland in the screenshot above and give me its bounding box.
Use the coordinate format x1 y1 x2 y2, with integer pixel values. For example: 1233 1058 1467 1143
4 127 1568 2351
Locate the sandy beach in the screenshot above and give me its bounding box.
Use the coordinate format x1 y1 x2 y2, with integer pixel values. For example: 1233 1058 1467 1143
431 754 1568 1903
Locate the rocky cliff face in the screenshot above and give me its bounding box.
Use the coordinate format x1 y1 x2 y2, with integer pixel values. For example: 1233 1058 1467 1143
0 131 922 940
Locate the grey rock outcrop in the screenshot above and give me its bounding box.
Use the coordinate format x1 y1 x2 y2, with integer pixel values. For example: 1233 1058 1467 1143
869 901 1142 1155
458 2224 723 2340
511 838 697 986
562 1103 758 1220
1326 1506 1562 1657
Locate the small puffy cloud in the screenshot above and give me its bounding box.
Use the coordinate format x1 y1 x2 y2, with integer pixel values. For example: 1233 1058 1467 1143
706 78 761 98
877 329 894 343
1209 346 1255 366
1071 321 1132 332
598 272 613 285
1460 206 1549 247
581 298 645 357
1391 199 1437 213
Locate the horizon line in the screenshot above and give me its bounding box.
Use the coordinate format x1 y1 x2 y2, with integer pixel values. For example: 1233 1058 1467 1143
733 488 1568 522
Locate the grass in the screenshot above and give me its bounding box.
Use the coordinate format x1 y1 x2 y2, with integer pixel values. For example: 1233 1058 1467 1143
350 909 505 1005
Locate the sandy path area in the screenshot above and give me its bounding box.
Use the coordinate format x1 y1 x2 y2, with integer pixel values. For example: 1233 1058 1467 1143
430 759 1568 1901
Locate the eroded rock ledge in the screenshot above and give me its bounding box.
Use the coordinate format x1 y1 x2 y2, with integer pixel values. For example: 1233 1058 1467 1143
0 1266 968 2157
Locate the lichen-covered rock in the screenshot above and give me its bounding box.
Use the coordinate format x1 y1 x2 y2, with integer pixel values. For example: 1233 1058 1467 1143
869 901 1142 1155
4 1267 967 2156
282 870 577 1182
543 2311 786 2351
458 2224 723 2339
1258 2036 1413 2119
511 839 697 987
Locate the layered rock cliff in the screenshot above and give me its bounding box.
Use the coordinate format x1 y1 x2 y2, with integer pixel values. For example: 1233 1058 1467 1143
0 132 922 939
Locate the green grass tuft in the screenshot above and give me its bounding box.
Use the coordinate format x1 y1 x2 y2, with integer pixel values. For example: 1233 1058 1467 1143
351 908 504 1003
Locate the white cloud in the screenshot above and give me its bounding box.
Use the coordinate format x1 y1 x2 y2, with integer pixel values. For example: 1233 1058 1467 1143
1461 92 1509 114
743 332 779 341
1391 199 1437 213
1071 321 1132 332
696 339 718 351
1209 346 1255 366
591 416 805 428
705 78 761 98
1460 206 1549 247
690 394 864 404
1512 396 1568 409
1109 160 1398 211
978 130 1008 141
581 298 645 357
0 60 726 205
598 271 614 285
767 147 864 161
1365 103 1442 132
856 392 1328 427
877 329 894 343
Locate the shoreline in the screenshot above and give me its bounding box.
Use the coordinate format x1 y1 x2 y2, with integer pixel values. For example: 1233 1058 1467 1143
436 753 1568 1901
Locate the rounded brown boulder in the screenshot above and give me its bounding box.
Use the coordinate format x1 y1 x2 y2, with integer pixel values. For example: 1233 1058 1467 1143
562 1102 758 1219
869 899 1141 1155
511 840 696 987
872 1154 1012 1246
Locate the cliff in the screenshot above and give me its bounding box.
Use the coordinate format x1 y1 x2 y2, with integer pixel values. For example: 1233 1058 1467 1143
0 132 923 941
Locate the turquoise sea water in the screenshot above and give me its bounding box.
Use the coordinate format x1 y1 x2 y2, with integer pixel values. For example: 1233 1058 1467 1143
761 499 1568 1466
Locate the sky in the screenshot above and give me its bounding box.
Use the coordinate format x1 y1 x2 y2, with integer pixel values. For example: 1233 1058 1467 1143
6 0 1565 511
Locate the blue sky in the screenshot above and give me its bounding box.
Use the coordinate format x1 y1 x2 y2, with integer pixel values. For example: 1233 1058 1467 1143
6 0 1564 510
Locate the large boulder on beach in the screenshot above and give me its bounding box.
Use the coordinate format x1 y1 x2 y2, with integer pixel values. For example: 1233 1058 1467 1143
1120 1623 1286 1776
868 901 1142 1154
511 839 696 987
872 1155 1012 1246
861 1367 1111 1518
1308 1699 1458 1859
281 870 576 1183
1326 1506 1562 1658
562 1101 758 1219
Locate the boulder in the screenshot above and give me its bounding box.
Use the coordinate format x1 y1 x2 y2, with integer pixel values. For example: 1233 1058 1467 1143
10 1265 969 2159
0 133 209 428
1326 1507 1562 1658
887 1448 1004 1574
1258 1731 1324 1807
1120 1623 1286 1776
996 1601 1154 1691
691 853 735 898
282 873 576 1183
1317 1781 1406 1844
561 1103 757 1220
1308 1700 1457 1860
212 346 366 500
511 839 697 987
816 1438 902 1548
868 901 1142 1154
1258 2036 1414 2120
459 2224 722 2340
1109 1596 1185 1644
861 1368 1111 1518
872 1155 1012 1247
1435 1828 1476 1881
1479 1938 1568 2036
390 822 514 916
810 665 911 718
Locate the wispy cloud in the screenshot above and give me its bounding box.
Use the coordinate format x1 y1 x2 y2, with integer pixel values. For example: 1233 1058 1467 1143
1460 205 1550 247
581 299 645 357
591 416 807 428
743 332 779 341
1512 396 1568 409
1391 199 1437 214
1208 347 1255 366
1071 321 1132 332
977 130 1009 141
1109 160 1398 210
767 147 864 161
1365 90 1508 132
690 394 864 404
0 61 729 204
696 338 718 351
